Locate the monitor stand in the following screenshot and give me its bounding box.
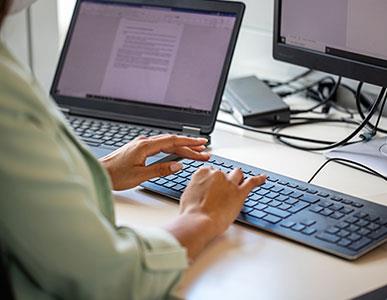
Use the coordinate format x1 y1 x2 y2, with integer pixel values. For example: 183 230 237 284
326 137 387 177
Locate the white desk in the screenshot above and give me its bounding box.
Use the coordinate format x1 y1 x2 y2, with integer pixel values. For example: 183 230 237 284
114 102 387 300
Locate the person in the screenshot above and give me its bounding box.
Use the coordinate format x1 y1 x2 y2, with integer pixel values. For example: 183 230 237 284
0 0 266 299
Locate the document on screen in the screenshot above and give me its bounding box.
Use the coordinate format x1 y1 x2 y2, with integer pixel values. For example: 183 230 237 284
100 18 183 104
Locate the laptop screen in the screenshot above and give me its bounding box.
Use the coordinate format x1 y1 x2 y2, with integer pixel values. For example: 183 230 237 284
55 0 237 113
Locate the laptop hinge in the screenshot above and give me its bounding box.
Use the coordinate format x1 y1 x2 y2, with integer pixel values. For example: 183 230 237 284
182 125 201 135
59 106 70 113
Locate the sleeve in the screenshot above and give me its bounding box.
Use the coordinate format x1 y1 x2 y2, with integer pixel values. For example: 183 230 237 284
0 108 188 300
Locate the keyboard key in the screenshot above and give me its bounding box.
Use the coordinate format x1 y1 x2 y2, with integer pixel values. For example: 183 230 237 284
255 203 268 211
342 199 353 205
368 227 387 240
337 230 350 238
173 177 186 184
320 208 333 216
245 200 256 208
340 207 354 215
287 182 298 188
280 188 293 196
256 189 270 196
261 183 275 190
331 196 343 202
288 202 310 214
263 214 282 224
348 233 361 242
241 207 254 214
290 191 303 198
259 197 272 204
356 219 369 227
338 239 352 247
292 224 306 231
326 227 340 234
358 228 371 236
365 215 380 222
367 223 381 231
345 217 359 224
310 206 323 213
352 202 364 208
275 195 289 202
266 192 280 199
330 212 344 220
271 186 284 193
316 232 340 243
301 219 316 226
249 210 267 219
354 212 368 219
264 207 291 219
348 224 360 232
348 237 372 251
302 227 317 235
296 186 308 192
164 174 177 181
172 184 185 191
306 189 318 194
330 204 344 211
317 192 329 198
285 198 298 205
281 220 296 228
164 182 176 188
300 194 320 204
250 194 263 201
319 201 333 208
269 200 281 207
155 178 168 185
336 221 349 229
278 203 291 211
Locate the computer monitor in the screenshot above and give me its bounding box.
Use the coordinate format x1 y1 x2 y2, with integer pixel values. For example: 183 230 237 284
272 0 387 177
273 0 387 88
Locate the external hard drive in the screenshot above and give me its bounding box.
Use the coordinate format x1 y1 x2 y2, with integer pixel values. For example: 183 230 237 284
224 76 290 126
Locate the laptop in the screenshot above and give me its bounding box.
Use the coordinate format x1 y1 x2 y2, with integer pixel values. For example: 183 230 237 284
50 0 245 158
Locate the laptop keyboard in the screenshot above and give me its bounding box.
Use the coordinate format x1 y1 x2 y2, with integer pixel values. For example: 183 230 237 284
141 155 387 260
65 115 176 149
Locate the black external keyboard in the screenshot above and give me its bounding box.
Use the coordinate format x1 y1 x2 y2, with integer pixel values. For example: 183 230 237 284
65 115 166 149
141 155 387 260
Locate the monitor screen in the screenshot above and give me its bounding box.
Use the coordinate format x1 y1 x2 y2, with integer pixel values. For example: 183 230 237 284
274 0 387 86
55 1 236 113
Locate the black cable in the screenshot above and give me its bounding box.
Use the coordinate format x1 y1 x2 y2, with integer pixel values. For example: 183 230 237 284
266 69 313 88
356 82 387 134
277 76 335 98
274 85 386 151
308 158 387 183
217 118 361 146
372 91 387 135
290 77 341 114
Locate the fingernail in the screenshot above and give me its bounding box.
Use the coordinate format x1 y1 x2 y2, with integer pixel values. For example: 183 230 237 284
197 138 208 143
170 162 183 172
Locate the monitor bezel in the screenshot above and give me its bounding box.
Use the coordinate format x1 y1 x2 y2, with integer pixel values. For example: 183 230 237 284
50 0 245 134
273 0 387 87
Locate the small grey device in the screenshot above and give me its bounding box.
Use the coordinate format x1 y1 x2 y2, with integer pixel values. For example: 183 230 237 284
224 76 290 126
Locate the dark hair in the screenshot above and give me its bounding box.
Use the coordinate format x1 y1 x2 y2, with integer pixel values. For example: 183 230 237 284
0 0 11 28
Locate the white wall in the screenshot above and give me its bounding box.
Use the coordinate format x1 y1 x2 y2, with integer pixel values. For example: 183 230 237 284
1 1 59 94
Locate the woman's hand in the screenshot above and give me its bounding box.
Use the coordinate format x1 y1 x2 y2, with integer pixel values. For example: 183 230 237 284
100 135 209 191
165 167 266 260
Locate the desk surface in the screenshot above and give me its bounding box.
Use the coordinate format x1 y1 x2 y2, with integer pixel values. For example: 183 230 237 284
114 104 387 300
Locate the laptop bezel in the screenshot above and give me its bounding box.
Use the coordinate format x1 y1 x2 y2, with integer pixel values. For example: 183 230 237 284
50 0 245 135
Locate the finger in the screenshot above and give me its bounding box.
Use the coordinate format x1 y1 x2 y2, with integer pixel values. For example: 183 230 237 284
145 135 208 156
227 168 244 185
174 147 210 161
240 175 267 196
189 145 207 152
139 161 184 182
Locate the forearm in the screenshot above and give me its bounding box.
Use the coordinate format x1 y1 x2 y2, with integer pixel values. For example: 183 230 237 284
164 213 219 261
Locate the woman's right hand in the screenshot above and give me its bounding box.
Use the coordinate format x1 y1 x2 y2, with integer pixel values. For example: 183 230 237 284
165 167 266 260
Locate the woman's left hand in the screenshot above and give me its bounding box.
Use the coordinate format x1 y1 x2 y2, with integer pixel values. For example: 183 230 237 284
100 135 210 190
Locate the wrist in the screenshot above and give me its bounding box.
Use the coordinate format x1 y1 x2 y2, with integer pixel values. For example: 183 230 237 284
165 213 219 261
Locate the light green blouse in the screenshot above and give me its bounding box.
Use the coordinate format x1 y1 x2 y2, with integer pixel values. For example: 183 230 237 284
0 41 188 300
